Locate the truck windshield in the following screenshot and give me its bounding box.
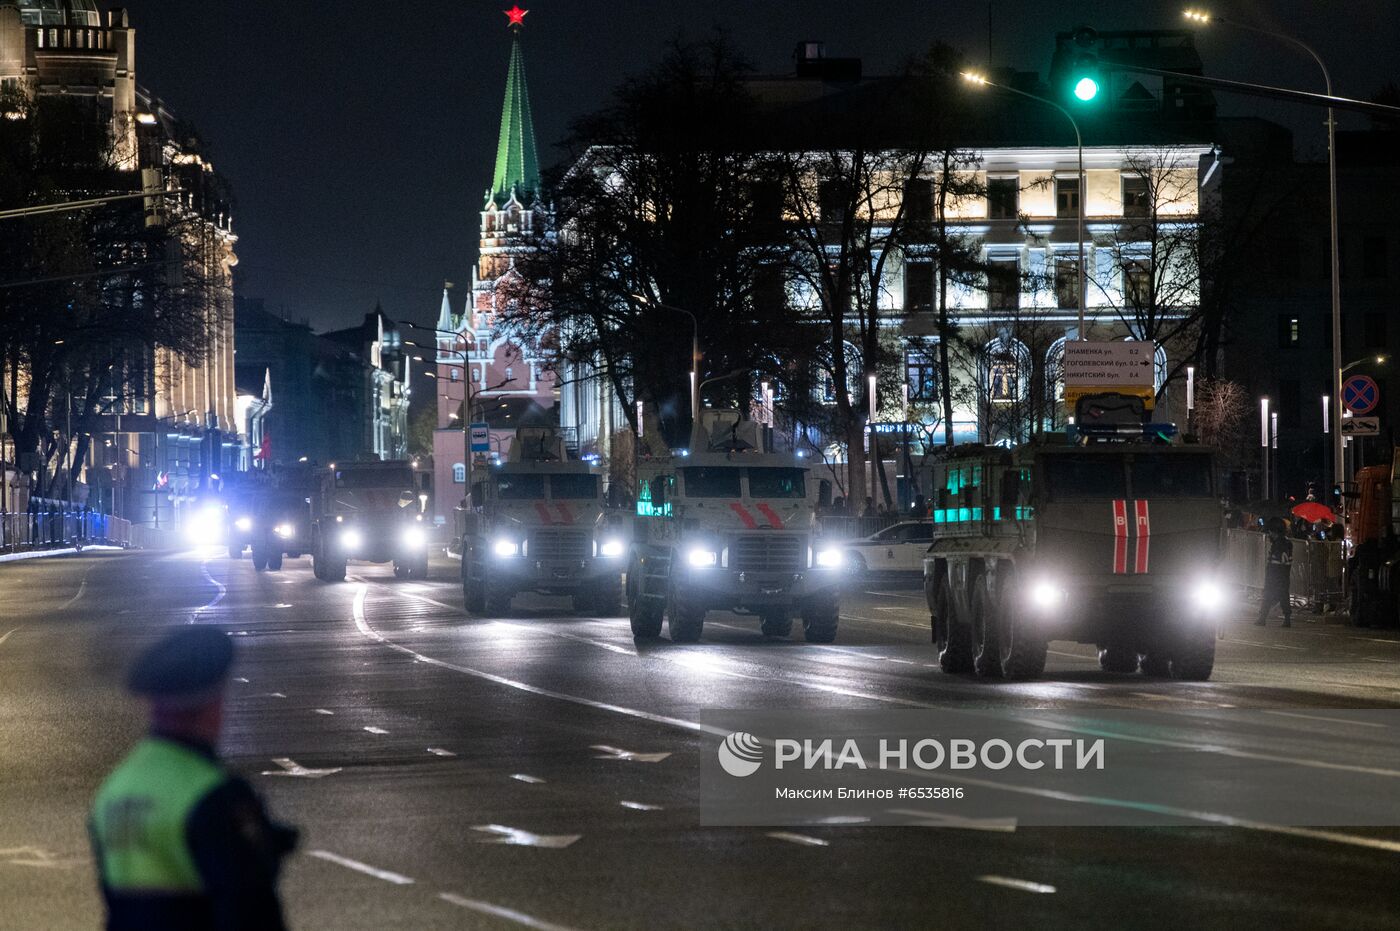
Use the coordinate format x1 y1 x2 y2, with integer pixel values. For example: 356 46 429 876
681 467 741 498
335 468 412 489
747 468 806 499
549 474 598 499
495 473 546 499
1043 455 1127 499
1130 455 1213 497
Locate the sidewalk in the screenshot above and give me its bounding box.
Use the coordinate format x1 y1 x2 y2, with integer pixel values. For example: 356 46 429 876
0 544 126 564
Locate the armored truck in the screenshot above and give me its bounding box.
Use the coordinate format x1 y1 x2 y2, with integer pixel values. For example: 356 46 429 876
922 397 1226 680
310 460 429 582
627 410 843 643
457 427 626 616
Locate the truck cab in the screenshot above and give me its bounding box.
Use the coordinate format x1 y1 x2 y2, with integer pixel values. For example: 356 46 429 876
310 460 430 582
457 427 626 616
627 410 844 643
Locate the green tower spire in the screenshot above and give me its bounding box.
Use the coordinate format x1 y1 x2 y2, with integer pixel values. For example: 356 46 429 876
490 9 540 205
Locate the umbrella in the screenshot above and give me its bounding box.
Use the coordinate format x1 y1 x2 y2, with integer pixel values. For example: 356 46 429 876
1291 501 1338 524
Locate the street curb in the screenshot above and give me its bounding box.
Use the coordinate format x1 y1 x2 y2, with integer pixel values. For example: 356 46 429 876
0 544 126 564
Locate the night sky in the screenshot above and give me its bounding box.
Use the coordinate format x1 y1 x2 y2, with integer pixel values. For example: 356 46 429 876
123 1 1397 334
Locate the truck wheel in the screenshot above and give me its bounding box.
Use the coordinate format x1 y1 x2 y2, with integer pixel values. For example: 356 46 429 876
627 570 663 638
760 610 793 638
992 573 1046 679
1169 625 1216 681
462 557 487 613
800 599 838 643
414 558 430 581
1138 652 1171 677
314 544 345 583
485 581 513 615
228 544 242 559
1097 646 1140 673
970 581 1004 678
667 585 706 643
251 547 268 571
266 551 283 571
934 575 974 674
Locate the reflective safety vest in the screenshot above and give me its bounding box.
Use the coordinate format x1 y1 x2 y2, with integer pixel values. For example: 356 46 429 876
91 737 228 893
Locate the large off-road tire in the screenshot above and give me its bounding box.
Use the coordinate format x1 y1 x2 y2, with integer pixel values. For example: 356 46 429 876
667 584 706 643
970 580 1003 678
1097 646 1140 673
251 547 268 571
800 598 839 643
1169 624 1216 681
462 556 487 614
314 542 345 582
760 610 794 638
934 573 975 674
266 550 283 571
627 568 663 638
990 572 1047 679
485 583 513 616
1138 651 1171 677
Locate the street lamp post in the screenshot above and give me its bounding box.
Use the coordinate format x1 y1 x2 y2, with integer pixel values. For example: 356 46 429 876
1184 9 1343 494
962 72 1087 337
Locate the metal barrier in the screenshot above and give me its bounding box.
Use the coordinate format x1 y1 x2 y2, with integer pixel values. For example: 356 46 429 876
0 506 132 552
1223 529 1344 613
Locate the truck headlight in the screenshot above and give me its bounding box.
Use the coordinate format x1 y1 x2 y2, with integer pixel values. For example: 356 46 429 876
274 523 295 539
493 538 521 557
686 547 718 568
402 526 426 548
599 539 626 558
1028 578 1065 610
234 516 253 532
186 507 224 547
339 529 362 551
814 547 844 569
1191 579 1226 612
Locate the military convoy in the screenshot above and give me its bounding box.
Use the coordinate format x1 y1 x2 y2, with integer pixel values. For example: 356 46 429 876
626 410 843 643
920 393 1226 681
456 427 626 615
310 460 429 582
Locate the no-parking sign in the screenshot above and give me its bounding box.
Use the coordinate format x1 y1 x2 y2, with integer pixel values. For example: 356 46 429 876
1342 375 1380 415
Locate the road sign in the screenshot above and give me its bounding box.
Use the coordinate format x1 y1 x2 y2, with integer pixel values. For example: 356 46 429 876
1342 375 1380 414
1341 416 1380 437
1063 341 1155 389
469 422 490 452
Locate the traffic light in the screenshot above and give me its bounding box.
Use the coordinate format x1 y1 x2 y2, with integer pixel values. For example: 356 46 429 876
1067 26 1101 104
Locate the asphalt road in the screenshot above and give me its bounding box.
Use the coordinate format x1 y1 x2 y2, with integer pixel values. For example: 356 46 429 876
4 548 1400 930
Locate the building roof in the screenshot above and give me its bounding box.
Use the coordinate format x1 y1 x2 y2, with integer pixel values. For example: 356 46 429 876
490 23 541 206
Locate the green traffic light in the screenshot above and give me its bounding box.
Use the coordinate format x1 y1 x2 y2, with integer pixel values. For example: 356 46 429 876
1073 76 1099 101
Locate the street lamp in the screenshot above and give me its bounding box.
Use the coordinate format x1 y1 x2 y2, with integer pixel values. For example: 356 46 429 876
1183 8 1343 492
1341 354 1387 377
962 71 1087 337
633 294 701 424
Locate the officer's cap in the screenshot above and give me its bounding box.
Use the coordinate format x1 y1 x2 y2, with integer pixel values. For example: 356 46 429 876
127 626 235 701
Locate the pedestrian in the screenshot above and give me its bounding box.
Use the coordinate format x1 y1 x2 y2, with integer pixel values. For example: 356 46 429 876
90 627 297 930
1255 517 1295 628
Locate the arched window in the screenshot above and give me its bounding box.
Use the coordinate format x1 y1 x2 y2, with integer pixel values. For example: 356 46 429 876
452 463 466 484
816 340 863 404
982 337 1030 404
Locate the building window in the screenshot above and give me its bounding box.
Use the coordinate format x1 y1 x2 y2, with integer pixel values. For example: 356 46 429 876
989 357 1018 403
1363 236 1388 279
1055 178 1080 219
1364 311 1387 349
906 350 938 402
903 178 932 236
452 463 466 483
1122 174 1149 217
986 257 1019 311
818 179 848 224
449 367 459 382
751 181 784 236
1277 315 1300 348
1054 256 1080 308
505 366 514 382
1124 262 1151 307
988 177 1018 220
905 262 934 314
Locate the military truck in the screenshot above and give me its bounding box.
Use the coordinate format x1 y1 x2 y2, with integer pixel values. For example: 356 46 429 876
627 410 843 643
310 460 430 582
457 427 625 616
1348 447 1400 627
922 393 1226 680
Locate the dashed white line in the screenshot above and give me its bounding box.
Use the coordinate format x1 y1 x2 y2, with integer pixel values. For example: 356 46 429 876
619 801 664 811
308 849 414 885
438 892 580 931
1264 710 1388 729
977 875 1056 894
766 832 829 847
268 692 287 699
511 774 546 784
314 708 335 716
0 628 18 648
427 747 456 757
233 677 250 684
363 726 389 735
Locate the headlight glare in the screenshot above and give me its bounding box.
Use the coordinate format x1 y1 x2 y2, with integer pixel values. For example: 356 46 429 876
339 529 362 551
274 523 294 539
1029 579 1065 610
1192 579 1226 611
815 547 844 568
493 539 521 557
402 526 426 548
686 547 718 568
599 539 626 558
234 516 253 532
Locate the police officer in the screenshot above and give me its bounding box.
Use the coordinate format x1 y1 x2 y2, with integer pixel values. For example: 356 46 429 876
90 627 297 930
1255 517 1295 628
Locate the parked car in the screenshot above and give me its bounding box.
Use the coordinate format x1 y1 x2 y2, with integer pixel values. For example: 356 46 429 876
844 521 934 576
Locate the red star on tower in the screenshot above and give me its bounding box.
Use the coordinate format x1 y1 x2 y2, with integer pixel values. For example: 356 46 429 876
504 6 528 27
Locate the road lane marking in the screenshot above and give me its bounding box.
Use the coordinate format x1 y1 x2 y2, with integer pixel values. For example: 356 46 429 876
352 581 1400 857
886 809 1018 832
619 801 664 811
363 726 389 735
767 832 829 847
308 850 413 884
438 892 580 931
189 560 227 623
427 747 456 757
60 577 88 610
261 758 342 779
591 744 671 763
1225 637 1306 652
1364 657 1395 664
472 825 581 849
1129 692 1235 708
233 677 250 683
977 875 1056 894
0 628 18 648
1264 710 1388 728
314 708 335 715
268 692 287 698
511 774 546 784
